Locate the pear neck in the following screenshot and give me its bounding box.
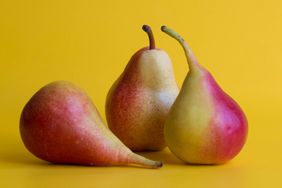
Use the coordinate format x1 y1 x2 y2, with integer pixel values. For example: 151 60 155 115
138 50 178 91
182 42 201 72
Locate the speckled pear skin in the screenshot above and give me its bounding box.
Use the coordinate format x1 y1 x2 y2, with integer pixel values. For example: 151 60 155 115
20 81 162 168
106 25 178 151
162 26 248 164
106 47 179 151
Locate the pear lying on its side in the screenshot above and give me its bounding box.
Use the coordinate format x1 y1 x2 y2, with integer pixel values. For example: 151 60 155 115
20 81 162 168
106 25 179 151
162 26 248 164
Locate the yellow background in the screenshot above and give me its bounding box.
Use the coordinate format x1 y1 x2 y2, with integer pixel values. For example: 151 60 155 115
0 0 281 187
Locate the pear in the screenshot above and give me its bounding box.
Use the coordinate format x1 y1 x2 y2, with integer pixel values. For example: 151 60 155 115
106 25 179 151
20 81 162 168
161 26 248 164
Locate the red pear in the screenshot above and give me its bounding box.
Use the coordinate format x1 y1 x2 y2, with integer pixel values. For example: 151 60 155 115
162 26 248 164
106 25 179 151
20 81 162 168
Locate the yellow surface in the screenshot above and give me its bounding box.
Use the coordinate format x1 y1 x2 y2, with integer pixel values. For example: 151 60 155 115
0 0 281 187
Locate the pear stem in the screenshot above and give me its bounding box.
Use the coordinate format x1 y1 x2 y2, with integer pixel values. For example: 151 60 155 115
142 25 156 49
161 25 200 72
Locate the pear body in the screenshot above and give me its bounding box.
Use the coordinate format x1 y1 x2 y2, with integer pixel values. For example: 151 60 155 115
165 69 248 164
106 48 179 151
161 25 248 164
20 81 162 168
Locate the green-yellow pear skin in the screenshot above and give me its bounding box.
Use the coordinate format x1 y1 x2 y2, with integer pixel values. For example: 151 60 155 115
20 81 162 168
106 25 179 151
162 26 248 164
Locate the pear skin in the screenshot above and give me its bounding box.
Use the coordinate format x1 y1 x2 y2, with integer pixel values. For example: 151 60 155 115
162 26 248 164
20 81 162 168
106 25 179 151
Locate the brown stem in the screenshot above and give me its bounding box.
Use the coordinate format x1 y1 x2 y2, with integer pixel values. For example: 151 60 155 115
142 25 156 49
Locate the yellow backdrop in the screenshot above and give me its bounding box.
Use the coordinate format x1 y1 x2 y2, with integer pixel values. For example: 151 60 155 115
1 0 281 187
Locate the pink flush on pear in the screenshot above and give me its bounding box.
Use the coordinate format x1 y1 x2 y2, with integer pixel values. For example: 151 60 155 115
20 81 162 168
162 26 248 164
106 25 179 151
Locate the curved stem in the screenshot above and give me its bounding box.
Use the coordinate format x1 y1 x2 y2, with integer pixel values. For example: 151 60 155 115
142 25 155 49
161 25 200 72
